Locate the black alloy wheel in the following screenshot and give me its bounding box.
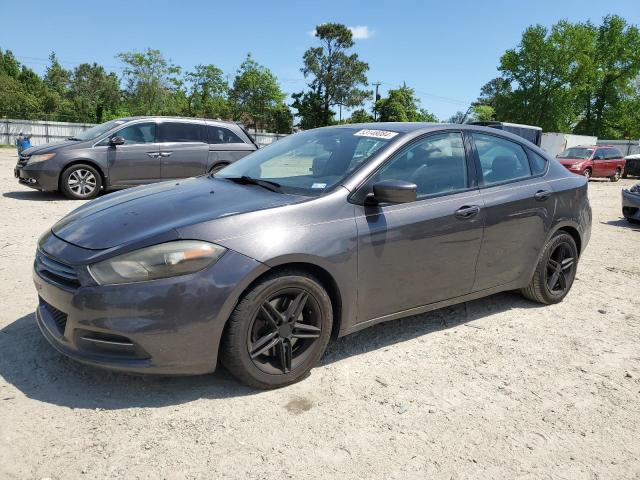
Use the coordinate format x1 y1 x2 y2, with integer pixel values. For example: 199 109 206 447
221 271 332 389
521 232 578 304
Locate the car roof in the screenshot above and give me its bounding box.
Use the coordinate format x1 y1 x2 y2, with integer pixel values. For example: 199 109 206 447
114 116 239 126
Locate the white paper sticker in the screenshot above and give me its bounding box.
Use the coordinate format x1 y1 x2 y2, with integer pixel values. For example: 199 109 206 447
311 183 327 189
353 129 399 140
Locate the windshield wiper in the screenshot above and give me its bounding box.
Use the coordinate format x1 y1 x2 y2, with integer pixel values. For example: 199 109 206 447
67 136 83 141
222 175 281 193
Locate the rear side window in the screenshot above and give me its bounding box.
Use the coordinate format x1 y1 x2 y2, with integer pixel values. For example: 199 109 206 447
159 122 206 143
528 150 547 175
473 133 532 186
207 126 244 144
606 148 622 159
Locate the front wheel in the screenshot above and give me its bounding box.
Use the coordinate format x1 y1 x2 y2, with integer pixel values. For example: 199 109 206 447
220 270 333 389
209 163 229 174
520 232 578 305
60 164 102 200
583 168 591 180
610 168 621 182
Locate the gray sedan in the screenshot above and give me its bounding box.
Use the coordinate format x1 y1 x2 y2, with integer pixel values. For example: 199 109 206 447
15 116 257 199
33 123 591 388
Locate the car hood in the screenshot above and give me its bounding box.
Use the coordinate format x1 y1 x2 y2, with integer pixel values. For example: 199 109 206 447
22 140 82 156
557 157 588 165
52 176 302 250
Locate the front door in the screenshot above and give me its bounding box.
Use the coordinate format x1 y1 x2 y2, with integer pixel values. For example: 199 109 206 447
103 121 160 186
469 132 554 291
354 131 484 322
592 149 609 177
158 121 210 179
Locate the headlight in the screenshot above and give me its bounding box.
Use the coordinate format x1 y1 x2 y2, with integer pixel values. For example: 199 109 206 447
88 241 226 285
571 163 582 169
631 184 640 194
28 153 56 164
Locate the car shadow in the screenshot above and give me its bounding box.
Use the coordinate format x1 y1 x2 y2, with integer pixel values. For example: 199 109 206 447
3 190 65 201
601 218 640 230
0 292 541 409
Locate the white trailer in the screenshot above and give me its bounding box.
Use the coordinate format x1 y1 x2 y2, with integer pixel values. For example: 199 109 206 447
540 133 598 157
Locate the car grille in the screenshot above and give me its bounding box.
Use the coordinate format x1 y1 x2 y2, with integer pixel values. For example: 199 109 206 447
35 250 80 288
40 298 68 335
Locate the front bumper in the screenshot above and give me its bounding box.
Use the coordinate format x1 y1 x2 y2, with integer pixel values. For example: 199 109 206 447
15 163 59 191
622 189 640 220
33 245 268 375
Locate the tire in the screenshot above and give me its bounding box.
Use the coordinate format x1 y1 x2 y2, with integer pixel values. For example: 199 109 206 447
626 217 640 225
220 270 333 389
610 168 621 182
583 168 591 180
209 163 229 174
60 164 102 200
622 173 628 179
520 232 578 305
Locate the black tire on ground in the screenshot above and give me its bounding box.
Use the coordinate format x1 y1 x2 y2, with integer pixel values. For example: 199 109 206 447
60 163 102 200
626 217 640 225
622 173 628 179
583 168 591 180
220 270 333 389
520 232 578 305
209 163 229 174
610 168 621 182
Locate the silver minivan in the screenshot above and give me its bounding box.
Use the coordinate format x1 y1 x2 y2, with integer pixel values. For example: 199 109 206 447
14 116 258 199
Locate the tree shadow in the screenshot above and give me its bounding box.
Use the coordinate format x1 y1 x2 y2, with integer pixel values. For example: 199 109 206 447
0 292 541 409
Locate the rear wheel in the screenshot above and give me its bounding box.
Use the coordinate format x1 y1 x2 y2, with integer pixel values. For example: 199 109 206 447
583 168 591 180
521 232 578 304
60 164 102 200
610 168 621 182
220 270 333 389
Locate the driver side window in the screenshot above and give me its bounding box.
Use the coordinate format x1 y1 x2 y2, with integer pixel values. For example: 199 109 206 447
98 122 156 146
365 132 469 200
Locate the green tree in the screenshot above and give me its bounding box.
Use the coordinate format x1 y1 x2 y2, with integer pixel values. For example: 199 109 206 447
347 108 374 123
472 104 495 122
376 85 437 122
117 48 182 115
229 54 286 131
44 52 71 96
69 63 121 123
291 90 328 129
573 15 640 137
186 64 230 118
302 23 370 126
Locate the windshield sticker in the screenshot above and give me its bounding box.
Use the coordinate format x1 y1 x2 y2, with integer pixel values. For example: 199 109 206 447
353 129 399 140
311 183 327 189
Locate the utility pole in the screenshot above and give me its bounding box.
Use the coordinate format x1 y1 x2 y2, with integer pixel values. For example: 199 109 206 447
372 82 381 121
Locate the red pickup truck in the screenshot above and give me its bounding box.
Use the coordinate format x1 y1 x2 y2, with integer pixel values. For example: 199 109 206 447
556 145 626 182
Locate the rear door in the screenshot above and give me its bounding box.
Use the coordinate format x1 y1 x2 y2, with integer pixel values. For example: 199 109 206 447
100 121 160 186
158 121 209 179
470 132 554 291
206 124 257 169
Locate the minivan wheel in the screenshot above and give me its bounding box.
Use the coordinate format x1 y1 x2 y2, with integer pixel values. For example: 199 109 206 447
610 168 621 182
520 232 578 305
220 270 333 389
583 168 591 180
60 164 102 200
209 163 229 174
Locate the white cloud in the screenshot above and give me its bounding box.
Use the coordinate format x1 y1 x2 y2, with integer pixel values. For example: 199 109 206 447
307 25 374 40
349 25 373 40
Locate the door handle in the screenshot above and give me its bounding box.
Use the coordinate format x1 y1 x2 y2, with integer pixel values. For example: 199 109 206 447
159 152 172 157
454 205 481 219
147 152 160 158
534 190 552 201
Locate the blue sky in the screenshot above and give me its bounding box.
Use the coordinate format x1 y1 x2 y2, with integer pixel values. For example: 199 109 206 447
2 0 639 120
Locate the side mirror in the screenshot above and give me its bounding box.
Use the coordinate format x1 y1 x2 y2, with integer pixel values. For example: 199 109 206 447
367 180 417 205
109 136 125 146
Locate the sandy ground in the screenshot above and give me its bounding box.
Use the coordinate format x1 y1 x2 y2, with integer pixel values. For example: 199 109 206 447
0 148 638 480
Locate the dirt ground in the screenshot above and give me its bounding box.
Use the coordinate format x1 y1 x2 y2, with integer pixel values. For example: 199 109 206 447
0 148 638 480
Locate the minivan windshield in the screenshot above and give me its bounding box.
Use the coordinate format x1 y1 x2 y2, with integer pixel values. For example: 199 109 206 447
216 127 398 196
72 119 128 141
557 147 593 159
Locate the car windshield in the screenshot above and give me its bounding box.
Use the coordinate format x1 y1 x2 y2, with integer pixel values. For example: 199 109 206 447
216 127 397 196
558 147 593 159
72 119 128 141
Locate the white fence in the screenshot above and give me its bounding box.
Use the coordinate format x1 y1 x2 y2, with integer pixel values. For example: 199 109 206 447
0 118 288 148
